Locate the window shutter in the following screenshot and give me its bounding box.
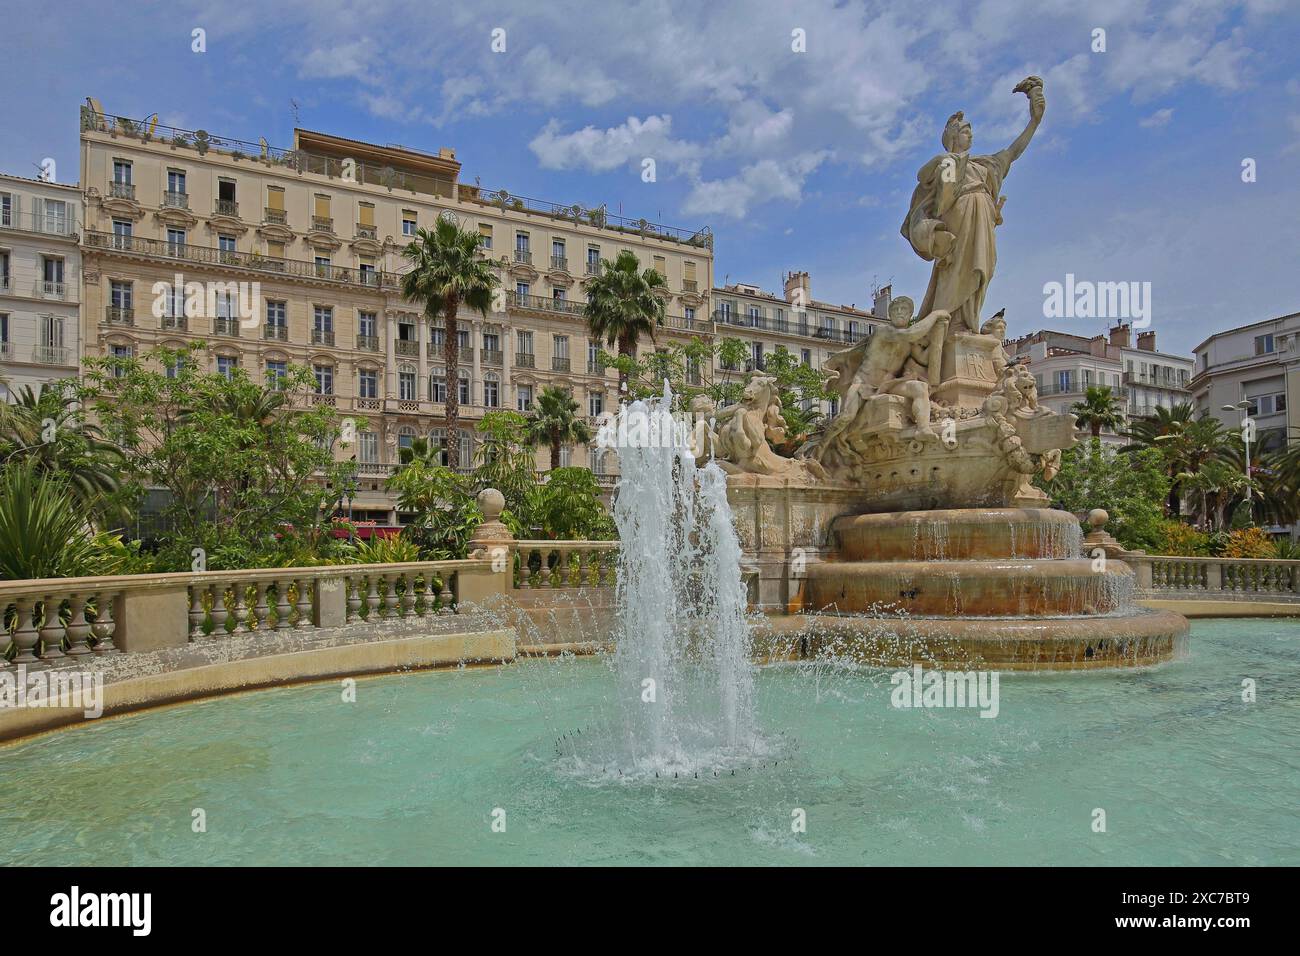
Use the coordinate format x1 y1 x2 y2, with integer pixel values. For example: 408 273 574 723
359 203 374 227
267 187 284 211
314 194 330 218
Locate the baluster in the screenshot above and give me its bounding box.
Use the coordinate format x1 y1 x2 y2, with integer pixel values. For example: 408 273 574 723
578 550 591 587
442 571 457 613
231 583 250 634
209 585 229 635
253 583 270 630
274 580 293 629
66 594 93 657
91 591 119 653
38 596 67 662
399 573 414 618
518 549 532 589
539 551 553 589
11 597 40 664
381 575 396 617
346 575 362 621
294 577 313 628
189 584 206 639
365 574 380 618
413 574 428 617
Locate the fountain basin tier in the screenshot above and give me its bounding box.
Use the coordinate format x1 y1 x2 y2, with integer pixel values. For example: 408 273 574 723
806 558 1133 617
758 607 1189 670
833 507 1083 561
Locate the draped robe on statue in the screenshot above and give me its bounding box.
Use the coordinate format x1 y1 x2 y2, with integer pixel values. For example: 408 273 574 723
901 148 1012 338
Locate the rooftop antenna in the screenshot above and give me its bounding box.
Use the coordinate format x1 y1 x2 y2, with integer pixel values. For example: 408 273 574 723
289 98 301 127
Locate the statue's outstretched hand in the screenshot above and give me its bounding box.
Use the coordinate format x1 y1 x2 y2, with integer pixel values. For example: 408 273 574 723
931 226 956 263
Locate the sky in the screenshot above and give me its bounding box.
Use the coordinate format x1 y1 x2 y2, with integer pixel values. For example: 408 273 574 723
3 0 1299 356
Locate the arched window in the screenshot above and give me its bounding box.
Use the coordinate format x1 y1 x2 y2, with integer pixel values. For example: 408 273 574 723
397 425 417 452
483 371 500 408
398 363 417 402
458 369 470 406
429 367 446 403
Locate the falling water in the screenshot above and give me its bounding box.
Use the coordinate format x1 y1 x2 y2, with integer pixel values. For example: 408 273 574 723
605 384 759 776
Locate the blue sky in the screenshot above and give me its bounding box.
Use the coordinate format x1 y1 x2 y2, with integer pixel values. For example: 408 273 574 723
4 0 1299 355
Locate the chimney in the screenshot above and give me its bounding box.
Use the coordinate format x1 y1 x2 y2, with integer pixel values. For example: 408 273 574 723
1108 322 1131 348
783 270 811 307
1137 330 1156 352
1089 335 1108 358
872 283 892 319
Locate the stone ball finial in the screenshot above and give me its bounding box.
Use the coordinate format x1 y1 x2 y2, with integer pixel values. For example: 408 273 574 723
1087 508 1109 530
477 488 505 521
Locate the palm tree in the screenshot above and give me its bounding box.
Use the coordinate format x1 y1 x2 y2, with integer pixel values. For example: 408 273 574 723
1 382 124 521
1177 458 1254 531
400 219 498 459
1071 385 1125 438
1120 401 1196 453
527 386 593 471
398 436 442 467
583 249 667 397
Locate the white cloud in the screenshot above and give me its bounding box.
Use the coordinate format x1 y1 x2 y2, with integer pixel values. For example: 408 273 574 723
1139 108 1175 128
529 115 701 174
683 152 830 219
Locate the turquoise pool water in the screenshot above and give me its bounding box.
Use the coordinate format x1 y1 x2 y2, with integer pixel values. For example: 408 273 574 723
2 618 1297 866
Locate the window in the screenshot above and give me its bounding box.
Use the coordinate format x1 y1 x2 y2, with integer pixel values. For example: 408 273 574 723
165 354 187 379
517 384 533 412
517 330 534 355
218 234 236 256
113 160 132 184
751 342 764 370
359 259 377 286
217 179 236 212
430 324 445 350
167 228 186 254
586 246 601 274
457 328 470 350
358 369 378 399
484 374 500 408
399 369 416 401
552 287 567 304
684 306 696 322
515 232 530 252
653 255 667 280
167 169 186 195
1255 333 1275 355
266 361 287 387
1056 371 1073 392
801 348 812 366
458 370 470 406
266 300 287 331
110 280 132 309
314 306 333 334
0 192 9 227
358 311 377 339
516 281 530 299
314 254 331 278
430 369 446 403
588 391 603 418
358 432 379 464
589 448 607 475
402 211 417 236
0 313 7 347
398 427 416 452
217 355 238 379
41 256 64 294
478 223 493 249
109 344 132 377
554 335 570 359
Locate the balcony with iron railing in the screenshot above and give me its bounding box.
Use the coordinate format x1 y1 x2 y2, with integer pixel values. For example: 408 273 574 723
37 281 67 300
356 224 377 240
585 260 601 276
311 216 334 234
163 191 189 209
480 348 504 366
0 341 10 360
105 306 134 326
32 345 72 365
0 210 78 238
84 230 399 289
552 356 571 372
214 199 239 217
515 352 536 369
356 334 379 351
213 317 240 337
162 314 187 332
507 291 586 316
682 279 698 293
513 249 533 265
396 340 420 357
587 360 607 376
264 208 287 225
549 255 568 272
109 181 135 200
311 328 335 346
264 324 288 341
0 276 9 294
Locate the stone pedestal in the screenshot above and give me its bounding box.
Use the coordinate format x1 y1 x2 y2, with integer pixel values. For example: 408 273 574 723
935 332 1001 410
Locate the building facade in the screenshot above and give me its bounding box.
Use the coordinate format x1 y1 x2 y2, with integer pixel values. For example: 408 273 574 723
1006 324 1192 445
0 173 83 398
78 103 714 522
1190 312 1300 456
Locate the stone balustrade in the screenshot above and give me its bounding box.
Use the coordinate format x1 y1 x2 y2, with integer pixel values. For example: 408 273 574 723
0 559 501 666
513 540 619 589
1122 553 1300 599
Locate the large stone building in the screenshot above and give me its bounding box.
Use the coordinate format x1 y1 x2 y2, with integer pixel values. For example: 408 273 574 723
1006 324 1192 445
1190 311 1299 456
0 173 83 398
77 101 714 522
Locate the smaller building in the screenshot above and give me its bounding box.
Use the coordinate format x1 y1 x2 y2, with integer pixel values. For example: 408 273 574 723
0 173 83 398
1006 324 1192 444
1190 311 1300 457
711 272 888 417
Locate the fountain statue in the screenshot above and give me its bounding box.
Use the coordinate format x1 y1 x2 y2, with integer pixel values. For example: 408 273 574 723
708 76 1188 668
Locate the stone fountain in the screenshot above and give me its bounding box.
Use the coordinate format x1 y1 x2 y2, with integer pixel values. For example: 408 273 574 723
699 76 1188 669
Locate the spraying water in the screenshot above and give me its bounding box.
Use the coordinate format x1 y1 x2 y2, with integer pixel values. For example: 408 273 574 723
604 384 759 776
